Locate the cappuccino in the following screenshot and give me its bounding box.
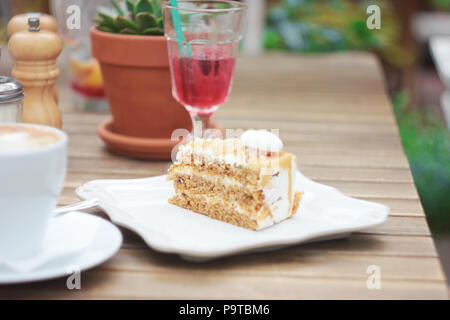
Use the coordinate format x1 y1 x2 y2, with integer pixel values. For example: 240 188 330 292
0 124 67 260
0 125 60 153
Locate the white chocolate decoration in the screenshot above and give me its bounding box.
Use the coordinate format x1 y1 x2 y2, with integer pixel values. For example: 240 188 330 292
240 129 283 153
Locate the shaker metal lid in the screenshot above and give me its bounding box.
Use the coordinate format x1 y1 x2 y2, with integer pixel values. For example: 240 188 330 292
0 76 24 103
28 16 40 32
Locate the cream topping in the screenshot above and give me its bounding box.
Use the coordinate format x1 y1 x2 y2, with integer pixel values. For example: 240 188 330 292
240 129 283 153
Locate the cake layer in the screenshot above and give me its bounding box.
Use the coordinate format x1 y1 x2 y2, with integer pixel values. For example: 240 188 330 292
169 190 303 230
168 162 260 189
167 134 303 230
169 164 268 220
172 176 263 209
169 193 264 230
168 163 263 196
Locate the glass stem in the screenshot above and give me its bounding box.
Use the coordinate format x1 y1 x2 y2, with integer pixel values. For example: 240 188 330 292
191 113 211 138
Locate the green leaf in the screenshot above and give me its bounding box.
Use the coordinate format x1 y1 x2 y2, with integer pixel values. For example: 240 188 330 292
135 0 153 15
136 12 157 30
94 16 104 25
126 0 135 12
156 17 163 29
152 0 162 17
111 0 125 16
142 27 164 35
98 12 118 31
98 26 116 33
97 5 119 18
116 16 138 31
119 28 138 35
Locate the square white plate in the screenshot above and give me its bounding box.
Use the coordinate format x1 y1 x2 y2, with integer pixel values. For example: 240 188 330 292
76 171 389 261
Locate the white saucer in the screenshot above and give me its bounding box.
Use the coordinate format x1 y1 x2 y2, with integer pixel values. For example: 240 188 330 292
76 171 389 261
0 212 122 284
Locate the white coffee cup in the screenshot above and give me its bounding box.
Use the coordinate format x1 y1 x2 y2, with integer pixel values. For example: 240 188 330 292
0 123 67 260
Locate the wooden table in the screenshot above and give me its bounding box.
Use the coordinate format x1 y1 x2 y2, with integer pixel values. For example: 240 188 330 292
1 53 448 299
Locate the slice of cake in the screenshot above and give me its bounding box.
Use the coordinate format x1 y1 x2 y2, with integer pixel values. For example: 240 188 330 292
167 130 303 230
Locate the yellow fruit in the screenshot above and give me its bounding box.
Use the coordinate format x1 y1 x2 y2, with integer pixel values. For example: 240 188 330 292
70 58 103 88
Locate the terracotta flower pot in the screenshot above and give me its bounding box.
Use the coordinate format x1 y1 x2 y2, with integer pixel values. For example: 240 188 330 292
90 26 192 139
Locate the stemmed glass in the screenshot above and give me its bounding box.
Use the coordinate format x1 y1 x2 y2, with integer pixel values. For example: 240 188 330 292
164 0 247 135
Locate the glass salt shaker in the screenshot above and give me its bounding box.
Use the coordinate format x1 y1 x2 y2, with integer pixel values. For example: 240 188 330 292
0 76 24 123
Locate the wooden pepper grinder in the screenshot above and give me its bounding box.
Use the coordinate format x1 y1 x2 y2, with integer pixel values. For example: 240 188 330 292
7 13 58 36
8 17 63 128
7 13 59 104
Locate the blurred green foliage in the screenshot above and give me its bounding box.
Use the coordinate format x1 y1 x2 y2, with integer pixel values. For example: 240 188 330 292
393 92 450 233
264 0 413 67
430 0 450 10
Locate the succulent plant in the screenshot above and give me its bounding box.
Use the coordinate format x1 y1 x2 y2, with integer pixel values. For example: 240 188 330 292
95 0 164 35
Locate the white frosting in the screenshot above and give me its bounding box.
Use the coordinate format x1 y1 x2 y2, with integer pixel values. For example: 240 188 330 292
256 214 274 230
176 142 247 166
0 132 42 153
260 156 296 228
240 130 283 153
173 166 243 188
175 135 285 167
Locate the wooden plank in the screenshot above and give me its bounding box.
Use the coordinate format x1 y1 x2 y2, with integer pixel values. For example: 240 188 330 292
300 166 414 183
2 245 445 297
233 54 387 94
317 181 419 199
115 233 438 258
67 158 170 175
97 248 444 282
225 94 394 116
1 270 447 300
361 216 431 236
355 198 425 217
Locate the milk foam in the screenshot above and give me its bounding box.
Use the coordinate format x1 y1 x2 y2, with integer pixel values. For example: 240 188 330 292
0 132 42 152
0 127 60 153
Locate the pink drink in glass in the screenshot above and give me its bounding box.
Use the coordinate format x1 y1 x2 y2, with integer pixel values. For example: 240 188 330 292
164 1 247 132
169 42 238 116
